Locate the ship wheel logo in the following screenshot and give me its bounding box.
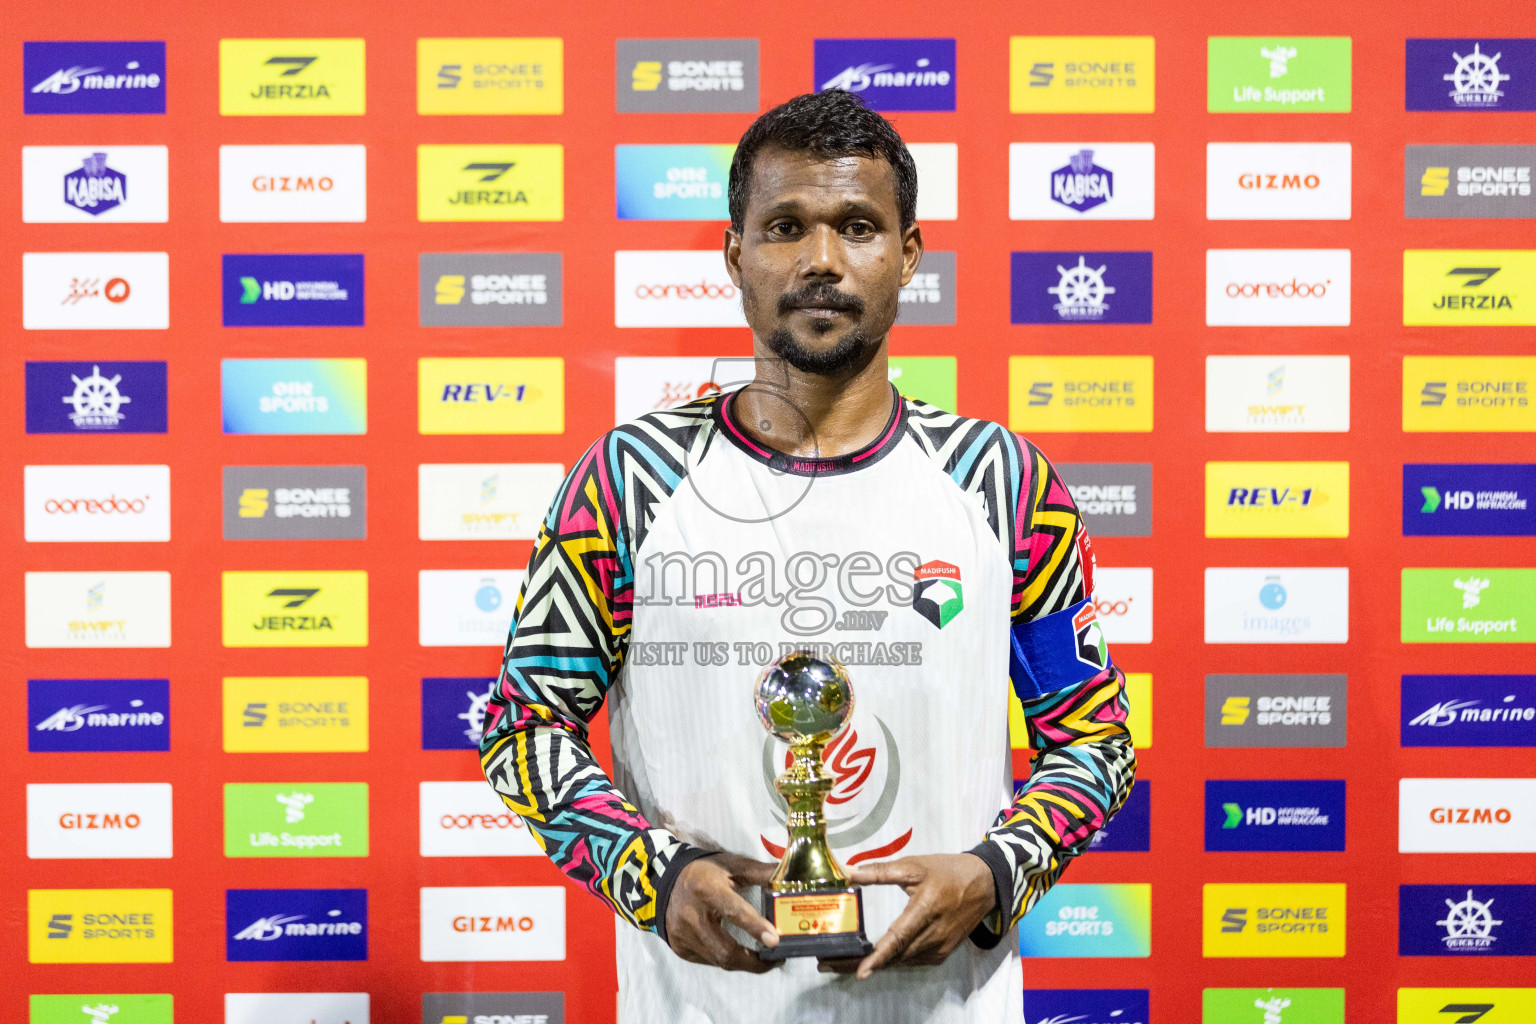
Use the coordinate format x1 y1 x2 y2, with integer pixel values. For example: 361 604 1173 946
62 365 131 428
1049 256 1115 320
1436 889 1502 951
1444 43 1509 107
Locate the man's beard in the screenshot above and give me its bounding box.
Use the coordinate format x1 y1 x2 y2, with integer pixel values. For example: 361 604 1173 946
751 281 883 376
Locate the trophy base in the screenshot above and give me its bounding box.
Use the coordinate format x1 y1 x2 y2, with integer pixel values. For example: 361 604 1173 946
759 887 874 961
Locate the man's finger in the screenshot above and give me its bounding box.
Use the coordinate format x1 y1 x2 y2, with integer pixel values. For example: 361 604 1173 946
817 956 864 974
856 897 933 980
850 859 926 889
714 853 780 888
712 885 780 949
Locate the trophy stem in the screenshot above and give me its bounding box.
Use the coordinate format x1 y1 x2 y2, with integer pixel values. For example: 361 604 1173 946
769 737 850 892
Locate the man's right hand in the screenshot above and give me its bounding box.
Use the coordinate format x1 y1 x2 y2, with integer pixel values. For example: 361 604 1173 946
665 853 781 972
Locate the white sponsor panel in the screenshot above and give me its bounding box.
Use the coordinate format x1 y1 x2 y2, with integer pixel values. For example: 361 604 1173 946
1205 249 1351 326
220 144 368 223
420 781 543 857
27 782 173 859
418 463 564 541
1206 143 1353 220
420 886 566 961
1008 143 1156 220
418 570 522 647
909 143 958 220
225 993 369 1024
1092 567 1152 645
25 570 171 649
1399 777 1536 853
1204 567 1349 644
24 464 171 542
1205 356 1351 433
22 146 169 223
613 355 755 424
614 251 746 328
23 251 170 330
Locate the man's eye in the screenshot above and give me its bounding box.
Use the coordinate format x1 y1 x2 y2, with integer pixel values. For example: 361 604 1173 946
768 222 799 236
844 221 875 237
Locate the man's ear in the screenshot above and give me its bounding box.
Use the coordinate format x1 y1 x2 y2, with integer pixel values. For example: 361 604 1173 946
899 223 925 288
724 226 743 287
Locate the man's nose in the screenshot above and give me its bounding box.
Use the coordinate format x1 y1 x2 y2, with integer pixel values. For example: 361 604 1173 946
800 224 845 278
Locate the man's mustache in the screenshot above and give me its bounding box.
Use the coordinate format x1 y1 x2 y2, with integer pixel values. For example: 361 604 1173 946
776 284 865 317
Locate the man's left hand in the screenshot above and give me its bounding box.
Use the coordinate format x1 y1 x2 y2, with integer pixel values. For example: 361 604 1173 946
820 853 997 979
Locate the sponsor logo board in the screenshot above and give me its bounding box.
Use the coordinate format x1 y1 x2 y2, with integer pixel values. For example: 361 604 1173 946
1204 568 1349 644
1204 779 1346 852
24 41 166 115
28 889 172 963
1092 567 1152 645
420 781 542 857
616 144 733 220
1402 675 1536 747
814 38 956 111
1397 988 1536 1022
1207 37 1352 112
219 38 366 116
225 783 368 858
418 358 564 435
613 355 748 423
25 572 171 649
1405 464 1536 536
1404 249 1536 326
1205 461 1349 538
26 361 168 435
30 994 173 1024
419 570 522 647
1060 463 1153 537
417 37 562 115
225 888 366 962
419 253 562 327
896 251 957 325
1206 356 1351 433
1406 38 1536 111
908 143 958 220
223 677 368 753
22 146 169 223
1009 37 1155 113
1203 989 1344 1023
1206 143 1352 220
219 145 367 222
1205 674 1347 748
615 38 759 113
417 144 563 222
418 463 562 541
222 253 364 327
223 466 366 541
1009 143 1155 220
1082 779 1150 853
1407 145 1536 219
1400 884 1536 956
221 358 367 435
1404 356 1536 433
420 993 564 1024
28 678 171 753
614 251 745 328
27 783 173 859
1008 356 1153 433
22 252 169 330
1206 249 1351 326
1018 883 1151 957
221 570 368 648
888 356 957 411
1010 251 1152 325
422 677 496 751
419 886 566 961
1024 989 1149 1024
24 464 170 543
1399 778 1536 853
1202 883 1346 957
225 993 369 1024
1401 568 1534 644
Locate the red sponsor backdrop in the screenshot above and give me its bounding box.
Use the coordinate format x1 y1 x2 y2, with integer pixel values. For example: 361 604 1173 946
3 1 1534 1021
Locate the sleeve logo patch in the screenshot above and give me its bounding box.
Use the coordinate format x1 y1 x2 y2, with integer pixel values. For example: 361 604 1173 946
1075 602 1110 671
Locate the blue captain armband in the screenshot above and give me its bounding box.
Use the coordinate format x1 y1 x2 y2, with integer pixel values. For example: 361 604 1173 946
1008 597 1114 701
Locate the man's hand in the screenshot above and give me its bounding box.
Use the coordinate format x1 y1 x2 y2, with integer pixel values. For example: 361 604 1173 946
824 853 998 979
664 853 781 972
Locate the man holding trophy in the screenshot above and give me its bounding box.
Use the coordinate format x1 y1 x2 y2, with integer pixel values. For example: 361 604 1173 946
480 90 1137 1024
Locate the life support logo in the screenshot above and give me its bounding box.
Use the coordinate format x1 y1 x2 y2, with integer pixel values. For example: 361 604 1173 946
758 715 911 865
911 560 964 629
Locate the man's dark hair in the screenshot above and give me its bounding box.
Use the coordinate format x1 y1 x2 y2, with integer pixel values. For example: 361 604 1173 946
728 90 918 233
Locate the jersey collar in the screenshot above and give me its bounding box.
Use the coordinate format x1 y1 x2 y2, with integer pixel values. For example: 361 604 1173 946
715 382 907 477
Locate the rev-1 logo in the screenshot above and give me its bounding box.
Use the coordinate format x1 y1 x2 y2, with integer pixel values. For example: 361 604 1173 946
440 383 530 403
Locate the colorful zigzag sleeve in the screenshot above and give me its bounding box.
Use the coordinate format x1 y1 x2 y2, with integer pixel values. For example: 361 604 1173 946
969 438 1138 944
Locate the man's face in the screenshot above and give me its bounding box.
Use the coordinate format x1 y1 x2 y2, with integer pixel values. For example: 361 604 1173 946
726 146 922 376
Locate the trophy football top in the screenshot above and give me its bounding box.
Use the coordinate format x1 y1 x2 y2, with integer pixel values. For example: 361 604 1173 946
753 650 855 744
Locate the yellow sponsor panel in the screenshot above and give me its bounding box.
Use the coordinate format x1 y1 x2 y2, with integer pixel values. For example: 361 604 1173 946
219 38 365 116
1402 356 1536 432
1009 36 1155 113
223 677 369 753
1009 356 1153 432
1010 672 1148 749
1203 883 1345 958
419 357 565 435
417 144 564 221
221 571 368 648
417 38 563 114
29 889 172 964
1404 250 1536 325
1205 462 1350 538
1398 989 1536 1022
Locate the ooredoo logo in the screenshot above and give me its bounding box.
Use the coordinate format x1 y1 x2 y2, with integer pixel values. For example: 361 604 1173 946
614 251 746 328
419 781 542 857
25 464 171 544
1206 249 1351 326
1091 567 1152 644
420 886 565 961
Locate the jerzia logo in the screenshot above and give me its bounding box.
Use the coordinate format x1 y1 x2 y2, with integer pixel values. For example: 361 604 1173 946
219 39 365 116
418 145 563 222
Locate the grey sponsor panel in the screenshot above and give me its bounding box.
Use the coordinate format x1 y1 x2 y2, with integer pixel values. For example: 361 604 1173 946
616 38 759 113
223 465 366 540
1205 673 1347 748
1405 145 1535 219
1059 463 1152 537
419 253 563 327
896 250 956 325
422 991 564 1024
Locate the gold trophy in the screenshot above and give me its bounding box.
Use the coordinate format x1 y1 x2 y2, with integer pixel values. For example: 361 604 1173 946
754 650 873 960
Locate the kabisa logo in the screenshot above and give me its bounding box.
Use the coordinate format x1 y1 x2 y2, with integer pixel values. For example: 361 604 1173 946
1405 250 1535 326
29 889 173 964
23 146 169 222
1205 674 1347 748
1009 143 1155 221
222 677 368 753
1402 675 1536 748
1052 149 1113 213
1401 568 1534 643
422 678 497 750
223 465 367 541
1010 251 1153 324
1207 37 1352 112
222 254 365 327
1205 779 1346 852
1203 884 1346 957
420 254 562 327
1404 464 1535 537
218 39 366 116
1024 988 1148 1024
29 679 170 753
221 358 368 436
814 38 956 111
1008 36 1156 113
61 153 125 215
418 145 564 222
24 42 166 114
615 39 759 112
1201 989 1345 1024
26 361 167 435
417 38 562 115
1400 884 1536 956
226 889 367 962
1018 883 1152 957
911 560 964 629
224 782 369 859
1408 39 1536 112
1407 146 1535 219
420 992 565 1024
